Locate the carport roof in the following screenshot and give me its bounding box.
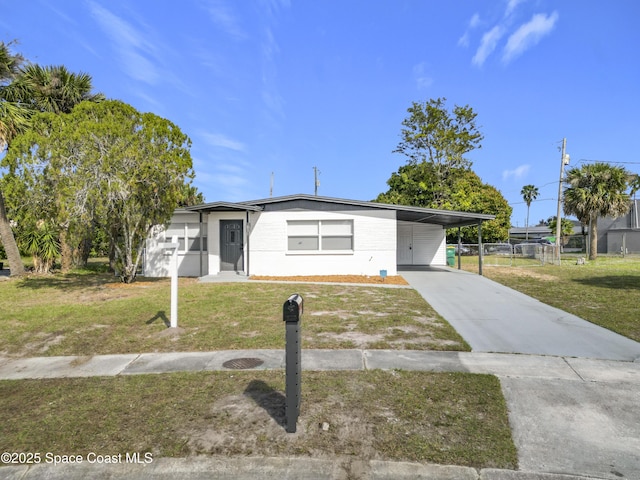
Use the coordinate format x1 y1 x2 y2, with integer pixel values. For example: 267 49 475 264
185 194 495 228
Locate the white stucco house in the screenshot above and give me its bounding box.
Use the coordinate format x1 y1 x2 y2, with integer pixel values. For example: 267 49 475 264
143 194 494 278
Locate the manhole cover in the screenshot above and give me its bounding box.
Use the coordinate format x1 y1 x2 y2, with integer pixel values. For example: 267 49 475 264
222 357 264 369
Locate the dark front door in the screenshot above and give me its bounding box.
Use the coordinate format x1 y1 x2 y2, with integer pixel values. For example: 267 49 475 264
220 220 243 271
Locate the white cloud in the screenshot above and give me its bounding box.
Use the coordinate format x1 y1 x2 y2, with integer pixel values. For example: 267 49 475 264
503 11 559 63
204 0 247 40
458 33 470 48
472 25 505 67
505 0 525 18
412 62 434 90
88 1 160 84
201 132 246 152
261 26 285 120
502 164 531 181
469 12 481 28
458 13 481 47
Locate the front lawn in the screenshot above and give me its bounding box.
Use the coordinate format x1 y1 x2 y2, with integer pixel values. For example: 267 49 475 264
0 370 517 469
0 271 469 357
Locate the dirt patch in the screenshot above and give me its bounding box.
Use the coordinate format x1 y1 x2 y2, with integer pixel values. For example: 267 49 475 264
316 331 387 348
157 327 186 339
186 383 378 460
309 310 356 320
76 289 135 303
22 331 65 355
485 266 557 282
69 356 93 367
250 275 408 285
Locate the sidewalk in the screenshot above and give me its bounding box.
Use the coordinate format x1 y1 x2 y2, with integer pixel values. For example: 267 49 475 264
1 349 639 479
0 349 638 381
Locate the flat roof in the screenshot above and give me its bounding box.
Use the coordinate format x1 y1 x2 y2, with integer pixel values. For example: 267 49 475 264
185 193 495 228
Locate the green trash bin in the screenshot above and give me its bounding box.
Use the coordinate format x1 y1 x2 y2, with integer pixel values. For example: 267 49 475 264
446 246 455 267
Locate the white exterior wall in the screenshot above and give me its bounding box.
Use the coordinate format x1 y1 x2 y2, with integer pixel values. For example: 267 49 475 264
248 209 397 276
147 207 449 277
144 211 208 277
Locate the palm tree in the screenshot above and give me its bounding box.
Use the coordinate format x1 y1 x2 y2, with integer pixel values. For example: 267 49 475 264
19 65 104 271
630 174 640 229
563 163 631 260
1 43 105 274
0 41 29 276
2 64 104 114
520 184 539 240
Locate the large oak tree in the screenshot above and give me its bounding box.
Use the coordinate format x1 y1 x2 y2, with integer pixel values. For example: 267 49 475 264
378 98 509 242
393 97 483 208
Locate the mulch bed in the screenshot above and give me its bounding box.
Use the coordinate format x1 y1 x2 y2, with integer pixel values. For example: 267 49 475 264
249 275 408 285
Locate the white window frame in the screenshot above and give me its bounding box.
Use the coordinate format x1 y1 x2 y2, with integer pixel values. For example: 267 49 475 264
287 219 353 254
167 223 208 254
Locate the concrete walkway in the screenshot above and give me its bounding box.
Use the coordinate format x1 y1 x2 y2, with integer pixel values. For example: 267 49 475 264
401 267 640 361
1 349 639 480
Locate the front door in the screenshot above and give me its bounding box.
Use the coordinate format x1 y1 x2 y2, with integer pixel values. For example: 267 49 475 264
220 220 243 271
397 224 413 264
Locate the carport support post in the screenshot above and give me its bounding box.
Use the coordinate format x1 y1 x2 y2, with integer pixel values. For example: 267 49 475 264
478 222 483 276
457 227 462 270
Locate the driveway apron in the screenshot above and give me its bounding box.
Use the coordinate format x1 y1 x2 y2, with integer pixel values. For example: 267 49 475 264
401 267 640 361
403 267 640 478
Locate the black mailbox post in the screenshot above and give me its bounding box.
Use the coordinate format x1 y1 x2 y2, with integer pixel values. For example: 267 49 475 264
283 294 303 433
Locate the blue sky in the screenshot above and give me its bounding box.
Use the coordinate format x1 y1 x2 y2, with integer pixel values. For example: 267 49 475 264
2 0 639 228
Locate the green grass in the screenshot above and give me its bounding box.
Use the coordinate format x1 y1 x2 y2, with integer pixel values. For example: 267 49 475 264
0 370 517 469
0 271 469 357
461 255 640 342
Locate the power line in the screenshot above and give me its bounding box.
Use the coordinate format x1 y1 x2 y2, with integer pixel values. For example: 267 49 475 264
510 198 556 205
578 158 640 165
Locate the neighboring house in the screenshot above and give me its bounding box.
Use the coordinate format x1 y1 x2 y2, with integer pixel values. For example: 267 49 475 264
508 199 640 254
509 222 582 243
600 199 640 254
144 194 494 278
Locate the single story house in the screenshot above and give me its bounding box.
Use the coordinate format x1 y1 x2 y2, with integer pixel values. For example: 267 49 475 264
144 194 495 278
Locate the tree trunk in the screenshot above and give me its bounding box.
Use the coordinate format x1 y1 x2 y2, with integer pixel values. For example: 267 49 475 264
589 215 598 261
59 229 73 273
0 190 25 277
77 234 92 267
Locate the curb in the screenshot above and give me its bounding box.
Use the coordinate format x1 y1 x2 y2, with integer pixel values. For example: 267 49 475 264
0 457 600 480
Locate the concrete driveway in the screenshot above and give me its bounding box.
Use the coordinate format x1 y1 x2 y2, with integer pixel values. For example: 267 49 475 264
402 266 640 478
401 267 640 361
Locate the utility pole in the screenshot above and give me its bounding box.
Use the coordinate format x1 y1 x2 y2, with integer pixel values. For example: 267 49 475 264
313 166 320 196
555 138 569 264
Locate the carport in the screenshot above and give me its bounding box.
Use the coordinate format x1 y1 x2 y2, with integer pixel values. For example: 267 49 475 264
385 204 495 275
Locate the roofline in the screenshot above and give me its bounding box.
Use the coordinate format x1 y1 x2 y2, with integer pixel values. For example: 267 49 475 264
184 201 262 212
240 194 495 220
184 193 495 225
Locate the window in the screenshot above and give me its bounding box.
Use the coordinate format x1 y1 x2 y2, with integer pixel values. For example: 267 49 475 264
287 220 353 252
167 222 207 253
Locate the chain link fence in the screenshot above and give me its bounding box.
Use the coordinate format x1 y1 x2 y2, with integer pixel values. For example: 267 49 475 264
450 243 561 267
